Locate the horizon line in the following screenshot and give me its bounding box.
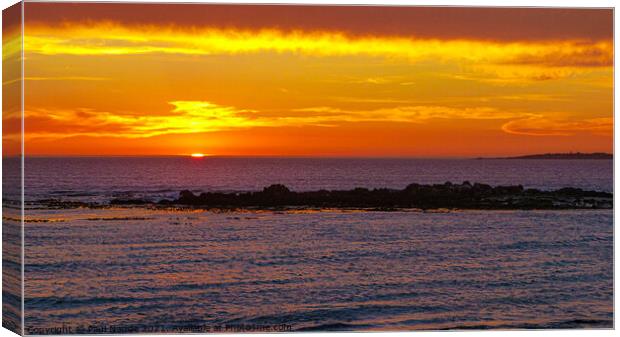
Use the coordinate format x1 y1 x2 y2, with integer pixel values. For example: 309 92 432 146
4 152 613 159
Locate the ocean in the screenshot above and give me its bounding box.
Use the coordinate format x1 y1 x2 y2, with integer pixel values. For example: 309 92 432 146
20 157 614 202
8 157 616 331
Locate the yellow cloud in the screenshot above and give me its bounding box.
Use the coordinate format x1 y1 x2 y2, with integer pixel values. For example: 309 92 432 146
502 116 613 136
23 23 612 82
23 100 612 141
22 100 543 140
2 33 22 61
291 106 530 123
24 102 262 139
3 76 108 86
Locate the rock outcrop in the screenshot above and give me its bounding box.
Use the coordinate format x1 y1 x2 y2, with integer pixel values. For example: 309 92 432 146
156 182 612 210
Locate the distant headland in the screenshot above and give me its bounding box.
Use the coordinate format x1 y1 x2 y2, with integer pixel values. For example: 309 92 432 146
476 152 612 160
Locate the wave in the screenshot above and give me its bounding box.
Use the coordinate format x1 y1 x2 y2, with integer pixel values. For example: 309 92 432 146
441 318 613 330
295 322 373 331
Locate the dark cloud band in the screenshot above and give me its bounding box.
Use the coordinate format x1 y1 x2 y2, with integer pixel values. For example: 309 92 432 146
24 4 612 42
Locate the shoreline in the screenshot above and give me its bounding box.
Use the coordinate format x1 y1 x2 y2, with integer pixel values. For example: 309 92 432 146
19 205 613 225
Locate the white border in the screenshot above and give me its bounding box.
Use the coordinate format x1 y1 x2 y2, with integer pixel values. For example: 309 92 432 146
0 1 616 337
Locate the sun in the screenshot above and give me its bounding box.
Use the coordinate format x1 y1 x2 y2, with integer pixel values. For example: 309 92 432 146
190 153 205 158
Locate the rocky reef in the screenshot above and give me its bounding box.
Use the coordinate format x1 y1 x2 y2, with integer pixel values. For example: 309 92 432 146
150 182 612 210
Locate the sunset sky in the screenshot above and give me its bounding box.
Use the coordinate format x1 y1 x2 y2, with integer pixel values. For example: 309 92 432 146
3 4 614 157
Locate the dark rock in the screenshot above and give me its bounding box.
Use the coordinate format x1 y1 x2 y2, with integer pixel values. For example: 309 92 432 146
263 184 291 195
110 198 149 205
166 182 612 210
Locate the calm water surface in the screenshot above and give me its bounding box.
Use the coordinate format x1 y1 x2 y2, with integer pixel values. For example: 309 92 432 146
20 157 614 202
13 157 614 332
24 208 612 331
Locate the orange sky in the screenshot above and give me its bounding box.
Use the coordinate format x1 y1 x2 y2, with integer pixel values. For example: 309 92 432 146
3 4 614 157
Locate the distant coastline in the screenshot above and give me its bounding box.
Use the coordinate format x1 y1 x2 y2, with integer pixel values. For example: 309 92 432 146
476 152 612 160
